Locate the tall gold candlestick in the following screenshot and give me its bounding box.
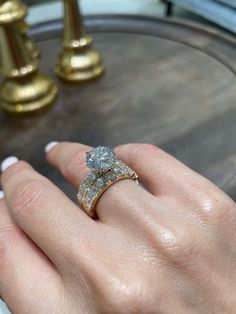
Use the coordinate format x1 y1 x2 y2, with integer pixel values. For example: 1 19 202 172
55 0 105 82
19 19 40 59
0 1 58 114
0 0 39 59
0 0 26 23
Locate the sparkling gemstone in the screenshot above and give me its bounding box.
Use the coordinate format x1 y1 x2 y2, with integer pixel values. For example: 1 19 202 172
86 146 116 172
77 191 83 199
123 166 131 174
104 172 117 182
85 172 97 184
96 177 105 188
79 184 86 194
87 188 97 201
84 200 92 209
113 166 121 174
113 161 128 175
116 167 125 175
128 169 134 176
80 183 89 195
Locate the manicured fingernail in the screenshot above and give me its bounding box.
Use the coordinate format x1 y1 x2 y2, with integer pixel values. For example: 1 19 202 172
1 156 19 172
0 191 4 199
44 141 59 153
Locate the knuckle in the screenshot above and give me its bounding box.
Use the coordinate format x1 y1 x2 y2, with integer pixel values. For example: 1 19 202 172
199 192 236 225
133 215 197 266
116 143 162 168
104 273 156 314
11 179 47 220
157 226 196 265
130 144 164 167
117 143 161 158
131 143 161 158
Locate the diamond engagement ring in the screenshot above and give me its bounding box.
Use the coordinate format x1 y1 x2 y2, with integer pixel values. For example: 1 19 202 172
77 146 139 218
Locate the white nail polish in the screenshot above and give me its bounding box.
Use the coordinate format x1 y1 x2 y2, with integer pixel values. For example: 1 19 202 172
1 156 19 172
0 191 4 199
44 141 59 153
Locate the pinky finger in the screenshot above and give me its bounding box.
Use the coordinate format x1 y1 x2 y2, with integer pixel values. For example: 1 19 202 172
0 191 7 311
0 193 62 314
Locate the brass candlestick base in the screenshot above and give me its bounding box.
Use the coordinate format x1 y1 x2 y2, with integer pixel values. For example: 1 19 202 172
55 0 105 82
55 35 104 82
0 73 58 113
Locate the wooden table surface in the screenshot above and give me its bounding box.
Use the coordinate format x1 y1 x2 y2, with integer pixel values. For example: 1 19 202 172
1 15 236 201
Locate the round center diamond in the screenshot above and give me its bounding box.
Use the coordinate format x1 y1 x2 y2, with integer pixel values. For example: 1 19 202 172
86 146 116 172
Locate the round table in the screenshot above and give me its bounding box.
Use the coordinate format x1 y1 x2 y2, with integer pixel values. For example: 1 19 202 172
1 15 236 201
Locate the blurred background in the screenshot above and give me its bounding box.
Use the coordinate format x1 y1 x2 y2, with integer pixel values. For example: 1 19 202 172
24 0 236 33
26 0 208 23
25 0 235 35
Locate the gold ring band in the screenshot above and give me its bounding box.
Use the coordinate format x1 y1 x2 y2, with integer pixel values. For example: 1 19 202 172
77 160 138 218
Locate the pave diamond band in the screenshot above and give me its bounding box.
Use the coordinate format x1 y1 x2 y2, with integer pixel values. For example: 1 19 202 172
77 159 138 218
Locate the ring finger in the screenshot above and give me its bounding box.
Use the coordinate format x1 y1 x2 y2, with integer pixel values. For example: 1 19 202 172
45 142 153 224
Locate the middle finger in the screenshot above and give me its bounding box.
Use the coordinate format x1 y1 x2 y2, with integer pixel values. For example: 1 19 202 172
1 159 97 271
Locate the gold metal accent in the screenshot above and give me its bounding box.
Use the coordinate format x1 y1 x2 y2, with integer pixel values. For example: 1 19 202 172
55 0 105 82
0 0 58 114
0 0 39 58
19 20 40 59
85 173 138 218
0 0 26 24
77 161 138 218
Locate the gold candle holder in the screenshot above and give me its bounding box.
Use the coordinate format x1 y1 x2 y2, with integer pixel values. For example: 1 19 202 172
0 0 26 23
19 20 40 59
0 0 39 59
55 0 105 82
0 1 58 114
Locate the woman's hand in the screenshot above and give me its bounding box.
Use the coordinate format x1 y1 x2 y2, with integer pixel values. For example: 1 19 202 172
0 142 236 314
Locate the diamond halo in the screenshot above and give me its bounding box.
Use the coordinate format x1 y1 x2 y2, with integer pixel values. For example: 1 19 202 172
86 146 116 172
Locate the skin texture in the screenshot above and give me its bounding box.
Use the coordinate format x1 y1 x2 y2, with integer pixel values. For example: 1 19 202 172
0 142 236 314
